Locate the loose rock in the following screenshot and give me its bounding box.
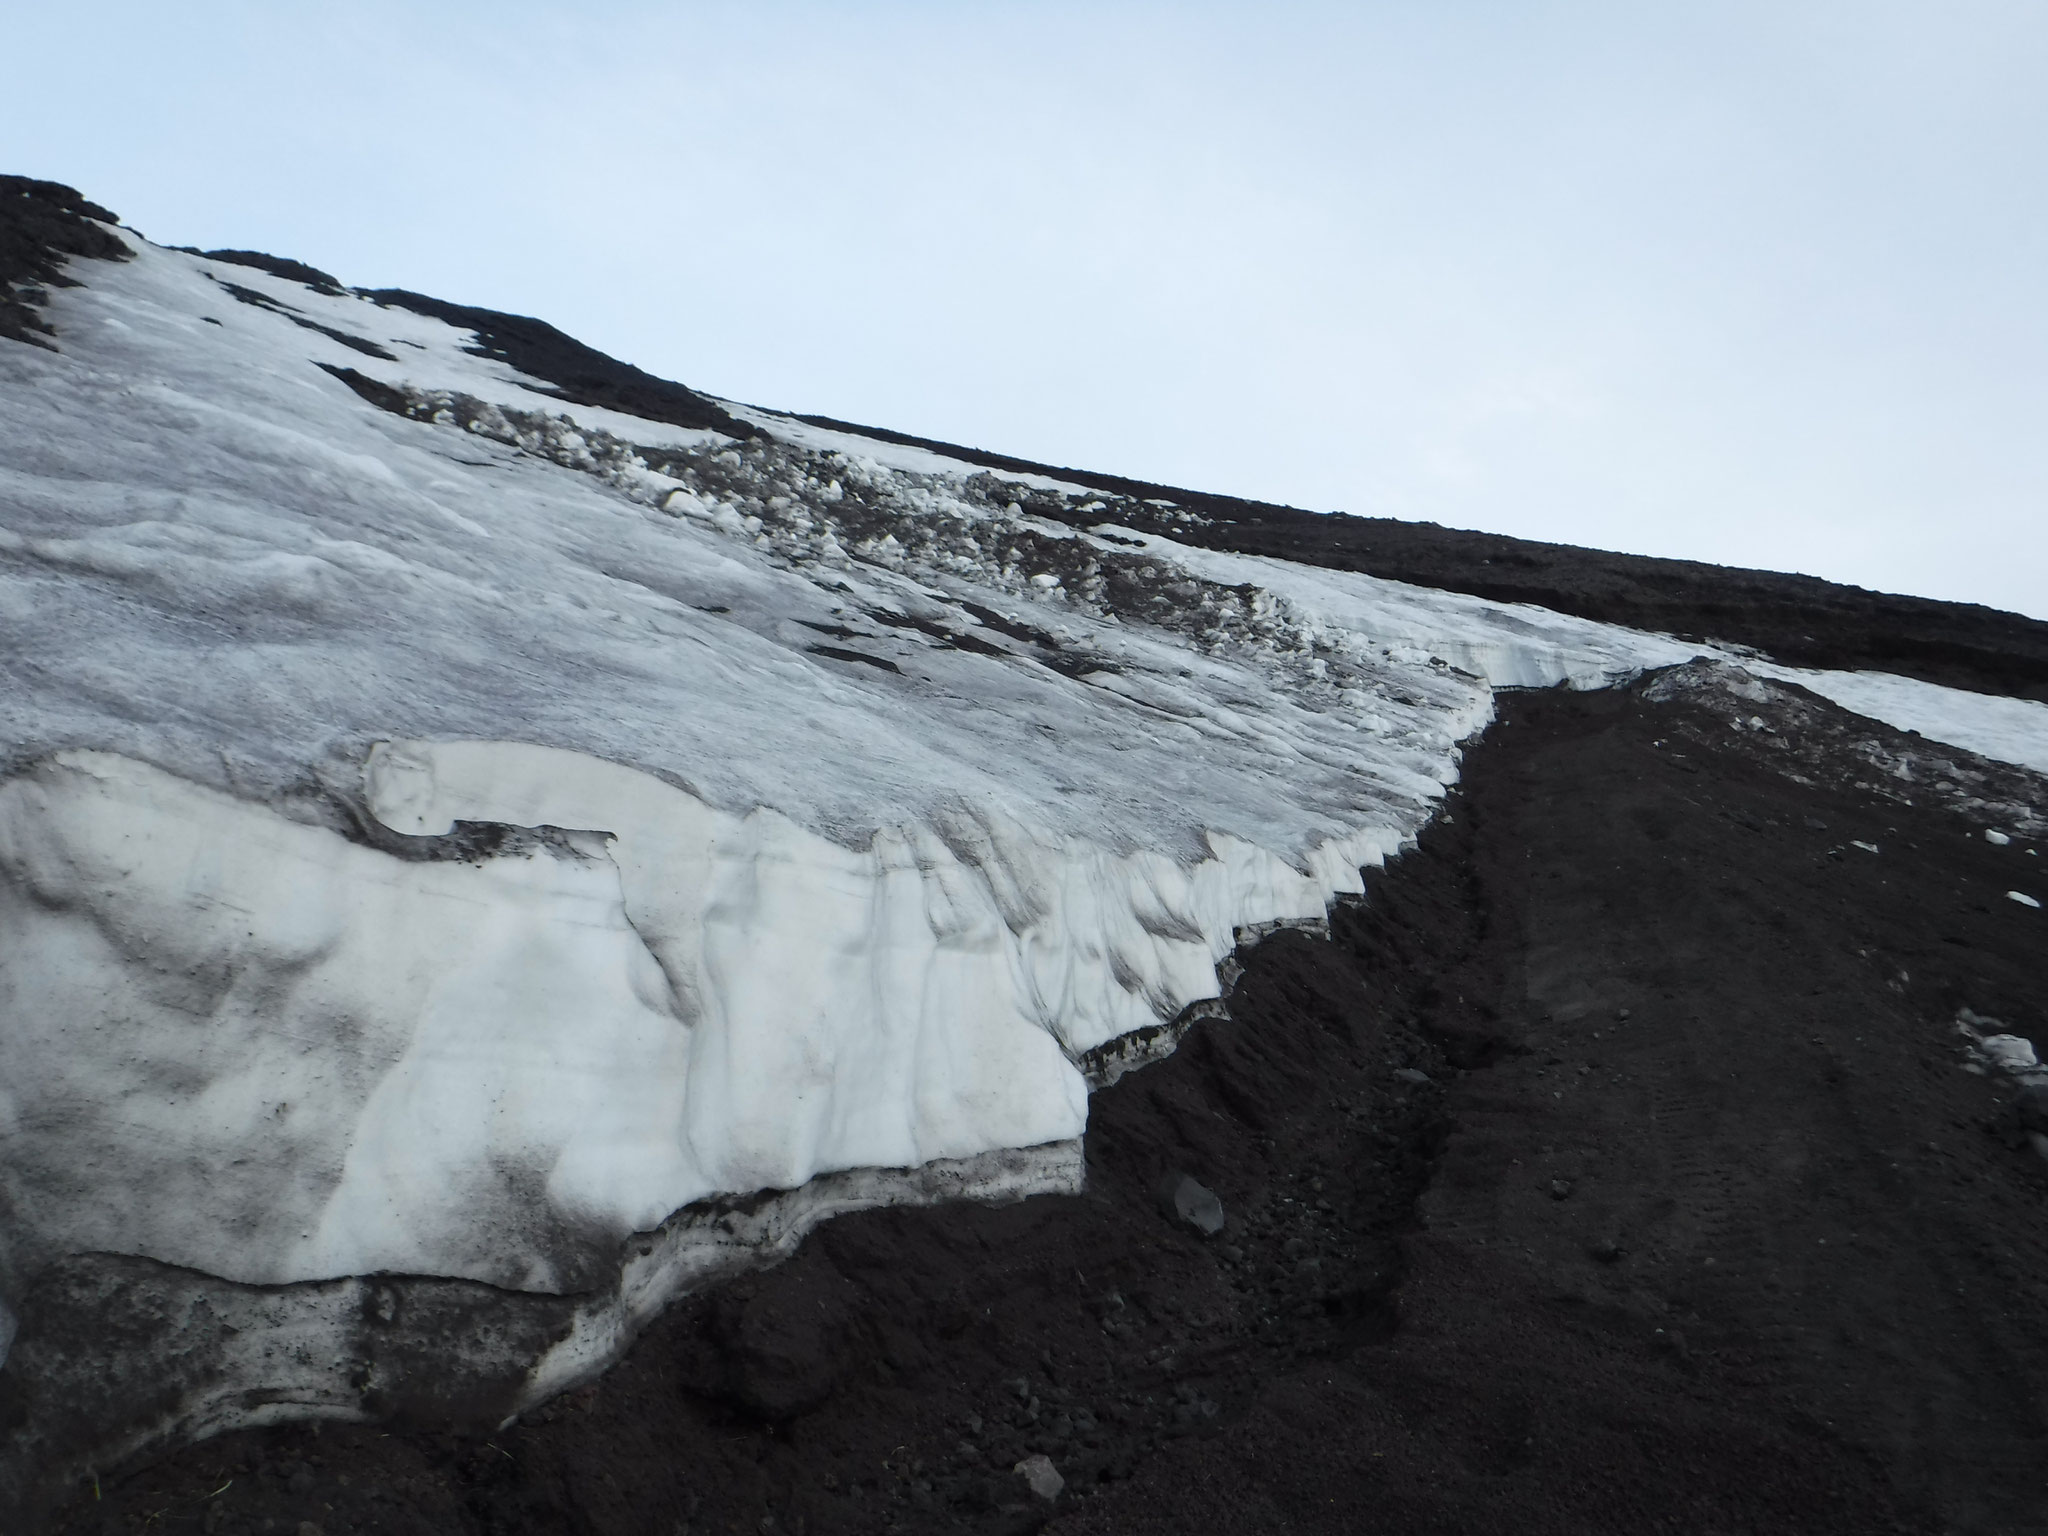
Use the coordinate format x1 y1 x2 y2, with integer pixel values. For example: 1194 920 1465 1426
2017 1082 2048 1133
1157 1173 1226 1236
1013 1453 1064 1501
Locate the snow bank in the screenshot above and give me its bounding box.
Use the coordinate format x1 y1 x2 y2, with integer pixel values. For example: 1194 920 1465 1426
0 239 1496 1377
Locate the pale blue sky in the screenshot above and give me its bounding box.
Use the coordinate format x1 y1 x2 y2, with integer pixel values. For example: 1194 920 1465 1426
7 2 2044 617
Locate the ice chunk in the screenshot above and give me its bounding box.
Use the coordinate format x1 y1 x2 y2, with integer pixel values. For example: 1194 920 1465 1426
1979 1034 2041 1072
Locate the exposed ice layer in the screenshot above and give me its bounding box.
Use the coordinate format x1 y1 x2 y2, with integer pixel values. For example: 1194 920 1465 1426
6 233 2045 1298
365 735 1388 1093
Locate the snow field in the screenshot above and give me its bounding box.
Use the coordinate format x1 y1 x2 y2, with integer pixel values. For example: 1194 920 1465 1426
0 242 1480 1328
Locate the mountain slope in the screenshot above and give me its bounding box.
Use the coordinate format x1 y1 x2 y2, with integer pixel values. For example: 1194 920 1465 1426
3 180 2045 1534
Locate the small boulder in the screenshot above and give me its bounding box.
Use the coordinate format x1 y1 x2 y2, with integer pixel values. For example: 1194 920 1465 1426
1157 1173 1226 1236
1013 1453 1064 1502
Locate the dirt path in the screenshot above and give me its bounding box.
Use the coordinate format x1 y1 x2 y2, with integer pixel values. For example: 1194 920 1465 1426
53 671 2048 1536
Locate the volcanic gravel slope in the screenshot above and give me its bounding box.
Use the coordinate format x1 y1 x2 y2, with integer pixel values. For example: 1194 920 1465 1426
50 668 2047 1536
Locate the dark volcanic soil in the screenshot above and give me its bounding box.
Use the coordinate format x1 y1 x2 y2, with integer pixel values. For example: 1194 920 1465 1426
54 670 2048 1536
0 176 130 349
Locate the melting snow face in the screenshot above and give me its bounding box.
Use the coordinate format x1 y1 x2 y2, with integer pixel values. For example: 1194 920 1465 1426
4 231 2047 1470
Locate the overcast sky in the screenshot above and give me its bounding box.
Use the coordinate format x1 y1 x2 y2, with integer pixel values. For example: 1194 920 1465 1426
7 2 2044 618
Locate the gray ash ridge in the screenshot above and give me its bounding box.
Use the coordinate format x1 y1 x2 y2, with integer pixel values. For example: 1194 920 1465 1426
9 179 2048 1534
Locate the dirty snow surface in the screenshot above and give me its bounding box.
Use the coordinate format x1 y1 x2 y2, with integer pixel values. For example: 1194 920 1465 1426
3 231 2045 1420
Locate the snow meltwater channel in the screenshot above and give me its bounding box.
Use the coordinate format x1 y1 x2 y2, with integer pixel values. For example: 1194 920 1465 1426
3 234 2045 1404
